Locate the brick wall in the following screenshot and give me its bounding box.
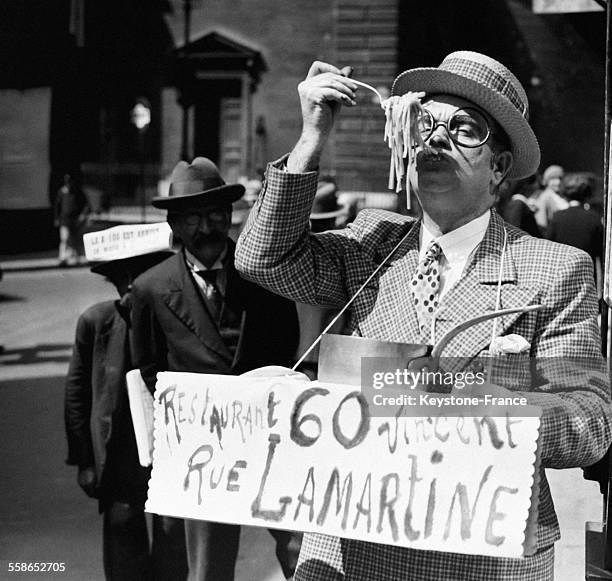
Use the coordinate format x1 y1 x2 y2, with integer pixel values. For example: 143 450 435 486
163 0 336 175
333 0 399 193
163 0 400 193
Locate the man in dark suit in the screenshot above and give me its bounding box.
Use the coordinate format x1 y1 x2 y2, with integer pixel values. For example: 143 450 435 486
499 174 542 238
130 157 301 581
547 173 603 275
65 248 172 581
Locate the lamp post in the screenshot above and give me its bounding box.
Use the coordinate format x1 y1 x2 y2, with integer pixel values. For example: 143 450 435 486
130 98 151 223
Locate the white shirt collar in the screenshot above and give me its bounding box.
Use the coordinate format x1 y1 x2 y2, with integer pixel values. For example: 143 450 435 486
420 210 490 266
185 245 228 272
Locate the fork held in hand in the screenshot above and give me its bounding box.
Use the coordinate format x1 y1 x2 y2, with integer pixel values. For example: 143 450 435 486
351 79 386 105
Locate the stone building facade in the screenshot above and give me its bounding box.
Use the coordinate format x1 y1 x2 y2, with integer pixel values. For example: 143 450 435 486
0 0 606 251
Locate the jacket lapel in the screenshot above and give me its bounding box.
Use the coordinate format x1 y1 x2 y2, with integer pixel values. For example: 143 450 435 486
434 211 539 357
162 253 234 363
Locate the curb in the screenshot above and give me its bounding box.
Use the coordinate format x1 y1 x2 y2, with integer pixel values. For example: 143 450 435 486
1 259 89 273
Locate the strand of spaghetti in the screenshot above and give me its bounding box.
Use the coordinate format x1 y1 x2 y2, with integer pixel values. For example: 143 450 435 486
388 155 395 190
401 99 410 158
381 92 425 192
383 96 403 191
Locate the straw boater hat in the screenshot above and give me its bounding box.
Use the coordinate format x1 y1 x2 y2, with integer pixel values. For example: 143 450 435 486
392 50 540 180
310 179 345 220
152 157 244 209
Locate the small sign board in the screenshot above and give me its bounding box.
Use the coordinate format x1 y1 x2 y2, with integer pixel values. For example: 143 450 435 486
83 222 173 262
146 371 541 559
126 370 155 467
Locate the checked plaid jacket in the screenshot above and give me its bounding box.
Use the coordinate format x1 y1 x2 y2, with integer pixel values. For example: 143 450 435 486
235 159 612 580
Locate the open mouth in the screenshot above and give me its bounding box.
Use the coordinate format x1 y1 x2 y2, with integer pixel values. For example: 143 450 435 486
416 148 449 168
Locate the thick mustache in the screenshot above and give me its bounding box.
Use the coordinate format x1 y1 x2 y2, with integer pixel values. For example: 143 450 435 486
414 147 452 169
417 147 446 162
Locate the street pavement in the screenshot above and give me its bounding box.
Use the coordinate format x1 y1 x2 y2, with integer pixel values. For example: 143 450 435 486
0 265 605 581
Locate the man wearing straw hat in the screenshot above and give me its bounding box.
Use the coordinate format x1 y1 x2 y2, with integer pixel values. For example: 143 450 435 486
130 157 301 581
236 52 612 579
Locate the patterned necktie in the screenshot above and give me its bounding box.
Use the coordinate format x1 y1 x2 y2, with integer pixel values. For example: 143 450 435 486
410 241 443 343
196 269 223 321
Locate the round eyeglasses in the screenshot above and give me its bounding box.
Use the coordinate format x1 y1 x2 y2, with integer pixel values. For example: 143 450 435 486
418 107 491 148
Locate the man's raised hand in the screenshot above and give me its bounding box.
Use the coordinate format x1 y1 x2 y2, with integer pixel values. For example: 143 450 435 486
288 61 356 173
299 61 356 137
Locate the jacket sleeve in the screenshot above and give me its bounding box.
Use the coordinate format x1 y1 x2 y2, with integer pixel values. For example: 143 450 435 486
64 312 95 467
236 158 370 308
522 249 611 469
131 281 168 394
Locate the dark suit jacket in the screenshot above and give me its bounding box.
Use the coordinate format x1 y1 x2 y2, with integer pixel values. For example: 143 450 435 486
547 204 603 265
131 241 299 392
501 195 541 237
65 300 150 506
65 301 129 477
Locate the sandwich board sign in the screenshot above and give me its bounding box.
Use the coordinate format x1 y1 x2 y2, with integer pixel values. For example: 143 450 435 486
146 371 541 558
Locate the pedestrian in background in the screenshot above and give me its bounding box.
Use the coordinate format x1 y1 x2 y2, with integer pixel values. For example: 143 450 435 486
498 174 541 237
130 157 301 581
54 173 90 266
64 246 172 581
548 173 603 289
530 164 568 232
308 177 344 232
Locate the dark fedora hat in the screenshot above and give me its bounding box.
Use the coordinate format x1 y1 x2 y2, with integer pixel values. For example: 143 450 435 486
152 157 245 209
90 250 173 278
